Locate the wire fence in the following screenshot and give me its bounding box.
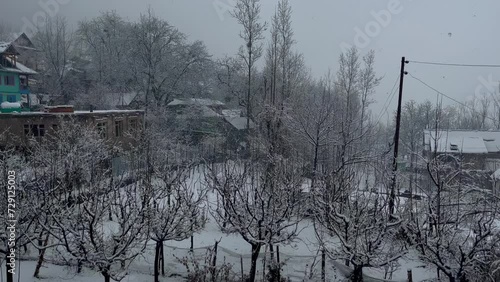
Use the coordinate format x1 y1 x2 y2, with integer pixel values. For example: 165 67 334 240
129 242 407 282
129 242 333 281
11 241 415 282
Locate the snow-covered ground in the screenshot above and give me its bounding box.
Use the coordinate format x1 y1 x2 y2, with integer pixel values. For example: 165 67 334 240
0 168 439 282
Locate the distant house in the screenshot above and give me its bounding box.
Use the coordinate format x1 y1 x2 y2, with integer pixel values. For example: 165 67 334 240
221 109 255 130
166 98 226 142
11 33 41 72
107 92 137 109
0 106 144 151
167 98 226 115
221 108 255 151
166 98 255 159
423 129 500 171
0 40 37 111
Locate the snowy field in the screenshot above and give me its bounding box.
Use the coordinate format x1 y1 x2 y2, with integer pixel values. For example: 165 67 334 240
0 169 439 282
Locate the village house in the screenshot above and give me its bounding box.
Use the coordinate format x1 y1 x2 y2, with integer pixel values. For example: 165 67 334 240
0 105 144 150
0 40 37 112
422 129 500 191
423 129 500 171
11 33 42 73
166 98 255 159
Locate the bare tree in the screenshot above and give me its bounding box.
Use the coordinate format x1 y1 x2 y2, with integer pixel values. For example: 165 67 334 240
28 121 149 282
131 8 212 109
77 11 133 97
479 94 491 129
313 173 406 281
216 56 247 106
358 50 381 134
33 16 74 103
287 75 335 186
0 21 13 41
0 135 36 282
148 148 207 282
403 128 500 282
231 0 266 129
205 159 305 282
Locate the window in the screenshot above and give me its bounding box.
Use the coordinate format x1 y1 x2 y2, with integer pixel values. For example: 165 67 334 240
450 143 458 151
97 122 107 138
4 75 15 86
115 120 123 137
7 95 16 102
129 119 137 130
24 124 45 137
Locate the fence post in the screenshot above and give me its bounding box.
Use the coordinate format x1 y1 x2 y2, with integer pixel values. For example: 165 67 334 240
322 248 326 282
211 241 219 282
240 256 244 281
263 245 268 281
407 269 413 282
276 245 281 282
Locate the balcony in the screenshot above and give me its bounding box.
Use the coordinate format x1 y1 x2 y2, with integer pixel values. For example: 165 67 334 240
19 84 30 94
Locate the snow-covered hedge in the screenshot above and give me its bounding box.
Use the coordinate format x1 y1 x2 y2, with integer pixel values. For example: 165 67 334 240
1 102 21 109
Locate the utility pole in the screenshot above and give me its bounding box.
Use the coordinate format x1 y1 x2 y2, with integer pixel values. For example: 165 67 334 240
389 56 408 216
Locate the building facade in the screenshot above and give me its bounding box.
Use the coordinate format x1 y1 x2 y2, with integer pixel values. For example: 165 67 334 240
0 40 37 111
423 129 500 171
0 108 144 150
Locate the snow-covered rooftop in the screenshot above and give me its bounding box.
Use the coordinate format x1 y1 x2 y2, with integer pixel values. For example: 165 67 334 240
220 109 254 130
492 168 500 180
4 56 37 75
0 42 11 53
224 116 255 130
221 109 242 118
0 109 144 116
105 92 137 108
424 129 500 154
20 94 41 106
196 106 221 117
167 98 225 107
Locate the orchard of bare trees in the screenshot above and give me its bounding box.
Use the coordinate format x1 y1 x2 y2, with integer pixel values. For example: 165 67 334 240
1 0 500 282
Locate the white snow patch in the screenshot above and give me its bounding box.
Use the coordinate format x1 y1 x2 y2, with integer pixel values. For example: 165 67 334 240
1 101 21 109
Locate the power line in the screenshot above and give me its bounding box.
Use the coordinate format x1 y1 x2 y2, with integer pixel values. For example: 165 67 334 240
408 73 498 123
375 74 400 125
409 60 500 68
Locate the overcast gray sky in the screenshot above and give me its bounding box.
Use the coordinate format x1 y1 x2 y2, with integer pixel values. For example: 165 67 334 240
3 0 500 120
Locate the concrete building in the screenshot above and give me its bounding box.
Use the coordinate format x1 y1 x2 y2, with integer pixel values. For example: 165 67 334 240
0 106 144 150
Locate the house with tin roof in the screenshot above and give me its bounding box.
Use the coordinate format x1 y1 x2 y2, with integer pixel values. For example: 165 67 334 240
423 129 500 171
0 40 37 112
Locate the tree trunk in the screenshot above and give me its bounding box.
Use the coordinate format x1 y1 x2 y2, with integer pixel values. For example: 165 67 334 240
350 265 363 282
276 245 281 282
102 272 111 282
190 234 194 252
247 46 252 131
160 242 165 276
249 244 262 282
311 138 320 189
321 248 326 282
154 240 162 282
269 244 274 261
211 241 219 282
6 252 14 282
33 231 50 278
457 272 468 282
